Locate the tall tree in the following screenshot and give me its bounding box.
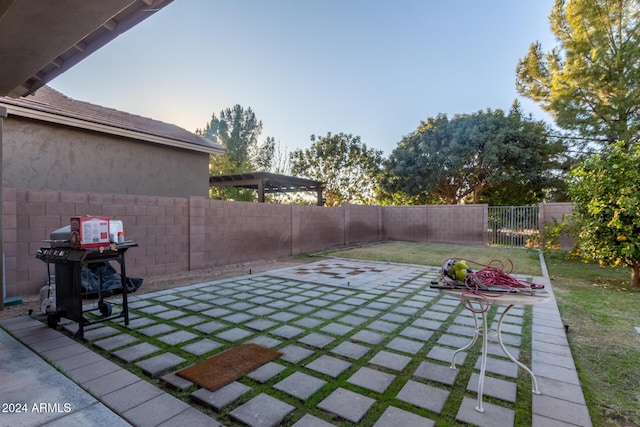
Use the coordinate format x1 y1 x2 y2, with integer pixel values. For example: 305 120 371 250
516 0 640 146
197 105 278 201
383 107 565 205
290 133 383 206
197 105 264 169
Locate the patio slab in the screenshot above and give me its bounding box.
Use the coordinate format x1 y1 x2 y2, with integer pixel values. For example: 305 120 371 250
0 257 591 427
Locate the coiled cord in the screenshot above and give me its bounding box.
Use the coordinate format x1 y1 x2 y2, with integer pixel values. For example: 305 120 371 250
439 258 544 313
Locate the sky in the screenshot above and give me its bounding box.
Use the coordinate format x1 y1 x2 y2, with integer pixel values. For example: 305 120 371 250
49 0 557 156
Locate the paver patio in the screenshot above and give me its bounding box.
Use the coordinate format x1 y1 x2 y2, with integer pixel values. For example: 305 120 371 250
0 258 591 426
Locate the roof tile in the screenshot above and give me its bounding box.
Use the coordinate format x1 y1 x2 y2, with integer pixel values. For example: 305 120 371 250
0 86 224 153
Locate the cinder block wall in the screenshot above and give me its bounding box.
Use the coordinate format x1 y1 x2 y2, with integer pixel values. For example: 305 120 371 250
202 199 292 268
381 206 429 242
425 205 488 245
2 187 571 297
292 205 346 255
380 204 487 245
2 188 192 297
538 202 575 249
345 203 381 245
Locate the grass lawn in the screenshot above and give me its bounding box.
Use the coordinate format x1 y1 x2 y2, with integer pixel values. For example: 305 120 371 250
325 241 542 276
322 241 640 427
544 251 640 427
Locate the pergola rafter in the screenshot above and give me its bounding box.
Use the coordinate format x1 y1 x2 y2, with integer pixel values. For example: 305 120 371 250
209 172 325 205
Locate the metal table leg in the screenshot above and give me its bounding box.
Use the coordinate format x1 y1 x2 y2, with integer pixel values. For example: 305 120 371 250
476 302 488 412
439 289 550 415
450 304 480 369
448 301 489 412
497 304 540 394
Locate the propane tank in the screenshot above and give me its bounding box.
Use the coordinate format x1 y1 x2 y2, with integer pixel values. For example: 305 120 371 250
39 276 56 314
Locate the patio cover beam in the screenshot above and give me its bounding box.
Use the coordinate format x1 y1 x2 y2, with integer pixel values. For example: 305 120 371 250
209 172 325 205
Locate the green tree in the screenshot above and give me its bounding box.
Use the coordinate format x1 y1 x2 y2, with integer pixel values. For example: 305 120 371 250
198 105 264 169
254 136 276 171
197 105 276 201
568 141 640 287
516 0 640 146
383 106 565 205
290 133 383 206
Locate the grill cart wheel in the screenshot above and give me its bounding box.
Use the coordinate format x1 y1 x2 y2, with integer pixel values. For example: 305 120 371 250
99 301 112 317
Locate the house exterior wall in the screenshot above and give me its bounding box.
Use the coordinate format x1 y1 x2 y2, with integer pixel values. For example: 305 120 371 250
0 107 5 309
2 186 571 297
2 116 210 197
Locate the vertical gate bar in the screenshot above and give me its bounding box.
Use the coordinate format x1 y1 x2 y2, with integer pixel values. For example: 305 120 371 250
487 205 539 247
510 206 515 246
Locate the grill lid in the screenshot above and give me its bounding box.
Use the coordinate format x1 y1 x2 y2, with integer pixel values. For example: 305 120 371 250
45 225 71 247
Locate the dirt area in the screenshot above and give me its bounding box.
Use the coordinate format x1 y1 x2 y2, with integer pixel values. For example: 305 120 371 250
0 255 321 321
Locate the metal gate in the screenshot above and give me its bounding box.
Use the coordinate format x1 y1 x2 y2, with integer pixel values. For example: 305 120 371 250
488 206 539 247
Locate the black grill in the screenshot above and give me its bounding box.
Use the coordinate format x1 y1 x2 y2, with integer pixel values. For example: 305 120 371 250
36 236 137 340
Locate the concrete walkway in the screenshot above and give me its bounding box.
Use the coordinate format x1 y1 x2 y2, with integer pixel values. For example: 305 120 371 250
0 258 591 426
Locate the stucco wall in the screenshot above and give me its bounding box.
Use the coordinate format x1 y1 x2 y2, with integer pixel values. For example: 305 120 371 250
2 116 210 197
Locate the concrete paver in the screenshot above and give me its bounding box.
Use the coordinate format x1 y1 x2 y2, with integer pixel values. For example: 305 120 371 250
330 341 370 359
467 373 518 403
273 371 327 401
94 333 139 351
135 353 186 378
368 349 412 371
191 382 251 410
396 380 449 414
385 336 424 354
181 338 222 356
317 387 375 423
279 344 314 363
120 393 193 427
229 393 294 427
456 396 515 427
291 414 336 427
157 330 198 346
373 406 435 427
346 366 395 393
246 361 286 383
413 360 459 385
113 342 161 363
297 332 334 348
305 355 351 378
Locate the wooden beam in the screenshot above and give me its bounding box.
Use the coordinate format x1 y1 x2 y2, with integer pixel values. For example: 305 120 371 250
258 179 265 203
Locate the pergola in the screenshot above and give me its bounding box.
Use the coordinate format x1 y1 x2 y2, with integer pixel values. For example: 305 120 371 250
209 172 325 206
